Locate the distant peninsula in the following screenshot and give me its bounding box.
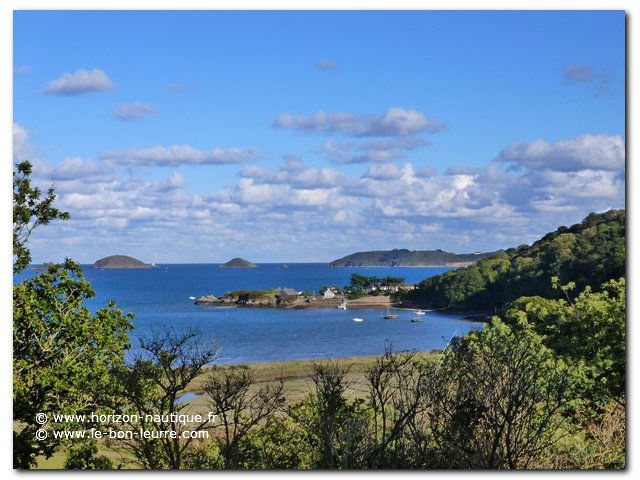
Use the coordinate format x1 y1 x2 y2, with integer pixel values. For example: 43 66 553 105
93 255 151 269
327 249 496 267
219 257 257 268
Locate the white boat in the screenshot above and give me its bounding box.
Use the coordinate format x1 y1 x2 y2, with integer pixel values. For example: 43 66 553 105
353 317 364 322
414 310 426 316
189 296 196 300
383 305 398 319
411 317 424 323
337 302 347 310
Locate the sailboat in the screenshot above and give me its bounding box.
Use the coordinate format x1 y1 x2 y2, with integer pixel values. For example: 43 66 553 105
337 300 347 310
383 305 398 319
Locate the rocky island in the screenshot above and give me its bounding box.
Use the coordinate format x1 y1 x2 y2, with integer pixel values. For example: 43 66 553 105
328 248 496 267
93 255 151 269
195 288 395 310
219 257 257 268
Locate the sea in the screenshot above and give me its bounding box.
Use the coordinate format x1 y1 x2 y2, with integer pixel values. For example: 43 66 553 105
14 263 483 364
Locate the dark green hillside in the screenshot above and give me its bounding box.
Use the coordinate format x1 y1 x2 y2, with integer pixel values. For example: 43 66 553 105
328 248 495 267
219 257 257 268
404 210 625 310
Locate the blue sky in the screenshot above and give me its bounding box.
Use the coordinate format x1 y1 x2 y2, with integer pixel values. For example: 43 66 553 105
13 10 625 263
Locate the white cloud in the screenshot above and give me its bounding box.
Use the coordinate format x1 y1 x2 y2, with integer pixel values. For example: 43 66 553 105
113 102 155 121
13 123 32 162
497 134 625 172
320 137 427 164
273 107 445 137
43 68 114 95
102 145 260 166
23 133 625 263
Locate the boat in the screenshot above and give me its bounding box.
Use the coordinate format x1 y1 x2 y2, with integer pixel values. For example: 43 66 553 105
414 310 426 315
353 317 364 322
411 317 423 323
337 302 347 310
383 305 398 319
189 296 196 300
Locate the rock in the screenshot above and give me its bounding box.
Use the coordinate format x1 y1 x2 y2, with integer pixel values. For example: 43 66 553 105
195 295 218 305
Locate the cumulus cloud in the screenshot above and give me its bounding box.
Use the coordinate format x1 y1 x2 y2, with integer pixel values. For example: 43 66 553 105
315 59 337 70
497 134 625 172
23 131 625 263
13 123 32 162
273 107 445 137
43 68 114 95
102 145 260 166
113 102 155 121
321 137 427 164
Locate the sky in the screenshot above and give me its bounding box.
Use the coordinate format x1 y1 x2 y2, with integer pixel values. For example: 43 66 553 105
12 10 625 263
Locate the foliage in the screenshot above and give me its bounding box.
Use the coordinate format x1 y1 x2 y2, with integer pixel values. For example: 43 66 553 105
425 318 579 468
13 261 132 469
64 440 113 469
13 160 70 273
501 278 625 406
289 361 370 468
406 210 625 309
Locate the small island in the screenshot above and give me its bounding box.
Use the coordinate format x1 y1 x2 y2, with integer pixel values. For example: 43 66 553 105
219 257 257 268
93 255 151 269
328 248 496 267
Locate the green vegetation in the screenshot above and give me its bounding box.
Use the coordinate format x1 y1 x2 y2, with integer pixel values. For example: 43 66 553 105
13 161 133 469
219 258 257 268
403 210 625 310
328 248 494 267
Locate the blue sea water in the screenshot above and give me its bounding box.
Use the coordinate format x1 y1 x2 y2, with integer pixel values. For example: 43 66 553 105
15 264 482 364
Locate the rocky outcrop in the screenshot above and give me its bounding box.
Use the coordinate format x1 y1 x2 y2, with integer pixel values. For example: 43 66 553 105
194 295 218 305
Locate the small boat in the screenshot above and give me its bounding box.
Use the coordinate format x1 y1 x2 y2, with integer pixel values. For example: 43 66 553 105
189 296 196 300
411 317 423 323
383 305 398 319
353 317 364 322
337 302 347 310
414 310 426 316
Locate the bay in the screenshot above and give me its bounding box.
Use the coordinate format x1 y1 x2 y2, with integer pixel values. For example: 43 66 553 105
15 263 483 364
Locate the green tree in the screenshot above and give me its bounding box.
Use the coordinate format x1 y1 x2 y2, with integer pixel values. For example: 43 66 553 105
13 261 133 468
13 160 132 469
426 318 578 469
13 160 69 273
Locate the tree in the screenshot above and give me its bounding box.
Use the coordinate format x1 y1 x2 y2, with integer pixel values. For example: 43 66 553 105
13 160 132 469
13 160 69 273
204 364 285 468
501 278 625 407
425 318 578 469
114 328 219 469
13 261 133 468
